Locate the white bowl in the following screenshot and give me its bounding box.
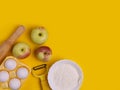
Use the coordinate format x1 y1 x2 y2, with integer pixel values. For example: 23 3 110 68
48 59 83 90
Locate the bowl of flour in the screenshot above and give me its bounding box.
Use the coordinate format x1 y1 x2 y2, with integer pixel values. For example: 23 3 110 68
48 59 83 90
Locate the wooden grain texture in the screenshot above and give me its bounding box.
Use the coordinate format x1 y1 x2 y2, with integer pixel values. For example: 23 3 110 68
0 25 25 64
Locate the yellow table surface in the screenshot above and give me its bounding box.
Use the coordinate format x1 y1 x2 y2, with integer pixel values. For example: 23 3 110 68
0 0 120 90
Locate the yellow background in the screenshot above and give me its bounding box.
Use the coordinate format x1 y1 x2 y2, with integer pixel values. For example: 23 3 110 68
0 0 120 90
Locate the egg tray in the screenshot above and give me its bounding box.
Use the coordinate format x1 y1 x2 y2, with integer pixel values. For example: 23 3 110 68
0 56 31 89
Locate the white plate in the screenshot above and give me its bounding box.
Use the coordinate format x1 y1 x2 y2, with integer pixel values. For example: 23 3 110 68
48 59 83 90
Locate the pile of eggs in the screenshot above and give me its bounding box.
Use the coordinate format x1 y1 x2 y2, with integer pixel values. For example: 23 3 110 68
0 56 30 90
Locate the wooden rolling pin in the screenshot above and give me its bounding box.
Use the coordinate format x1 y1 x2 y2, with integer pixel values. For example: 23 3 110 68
0 25 25 64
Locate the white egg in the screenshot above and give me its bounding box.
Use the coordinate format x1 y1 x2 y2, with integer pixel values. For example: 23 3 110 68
9 78 21 90
17 67 29 79
0 71 9 82
5 59 17 70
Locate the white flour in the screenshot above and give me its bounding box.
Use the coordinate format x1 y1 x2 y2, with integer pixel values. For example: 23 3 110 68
52 63 80 90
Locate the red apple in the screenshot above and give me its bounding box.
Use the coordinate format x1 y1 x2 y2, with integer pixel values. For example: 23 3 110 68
35 46 52 62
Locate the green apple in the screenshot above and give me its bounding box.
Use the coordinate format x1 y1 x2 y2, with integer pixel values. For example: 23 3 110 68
31 27 48 44
12 42 31 59
35 46 52 62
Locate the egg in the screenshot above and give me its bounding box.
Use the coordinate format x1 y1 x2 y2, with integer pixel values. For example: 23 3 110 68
5 59 17 70
0 71 9 82
17 67 29 79
9 78 21 90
